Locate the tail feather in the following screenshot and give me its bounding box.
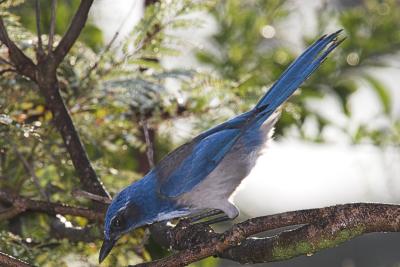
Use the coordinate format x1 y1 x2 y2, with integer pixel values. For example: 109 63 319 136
254 30 343 121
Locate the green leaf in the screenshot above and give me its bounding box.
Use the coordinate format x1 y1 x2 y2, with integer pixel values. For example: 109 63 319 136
364 74 391 115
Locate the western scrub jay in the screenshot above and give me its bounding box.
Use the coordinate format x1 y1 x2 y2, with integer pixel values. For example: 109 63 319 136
99 30 344 263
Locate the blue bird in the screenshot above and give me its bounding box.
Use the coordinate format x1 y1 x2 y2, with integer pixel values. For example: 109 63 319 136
99 30 344 263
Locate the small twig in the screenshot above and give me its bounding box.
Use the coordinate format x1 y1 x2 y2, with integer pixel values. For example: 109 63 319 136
0 206 24 221
48 0 57 53
140 116 155 168
0 68 16 75
82 30 119 81
98 11 170 77
35 0 44 58
0 55 13 66
13 145 49 201
133 228 151 260
82 0 138 80
0 252 33 267
72 189 112 204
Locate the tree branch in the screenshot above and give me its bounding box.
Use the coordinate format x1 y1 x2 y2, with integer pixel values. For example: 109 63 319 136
52 0 93 65
135 203 400 267
219 202 400 264
35 78 110 199
13 145 49 200
0 206 23 221
0 67 15 75
81 28 119 81
0 252 33 267
0 17 36 79
47 0 57 53
35 0 44 58
0 190 104 221
140 116 155 169
0 55 13 66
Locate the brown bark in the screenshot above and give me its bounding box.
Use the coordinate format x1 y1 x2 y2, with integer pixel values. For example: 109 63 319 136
0 252 33 267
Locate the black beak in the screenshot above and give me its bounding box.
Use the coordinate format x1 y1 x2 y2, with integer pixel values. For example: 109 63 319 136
99 238 116 263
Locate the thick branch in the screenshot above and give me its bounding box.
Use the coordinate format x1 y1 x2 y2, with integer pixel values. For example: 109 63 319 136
1 0 109 207
0 190 104 221
136 203 400 267
0 252 33 267
220 203 400 263
0 206 23 221
52 0 93 65
0 17 36 79
35 76 110 199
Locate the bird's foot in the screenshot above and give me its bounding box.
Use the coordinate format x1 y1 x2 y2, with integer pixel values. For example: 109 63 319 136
187 209 224 224
197 215 230 226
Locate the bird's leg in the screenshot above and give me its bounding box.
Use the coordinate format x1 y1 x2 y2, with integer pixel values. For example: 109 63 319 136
196 201 239 225
186 209 224 223
189 209 232 225
197 214 230 226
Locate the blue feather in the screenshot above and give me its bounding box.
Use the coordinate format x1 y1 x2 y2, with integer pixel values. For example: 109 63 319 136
255 30 342 111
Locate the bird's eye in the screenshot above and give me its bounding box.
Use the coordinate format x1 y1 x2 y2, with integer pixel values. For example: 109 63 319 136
112 217 124 229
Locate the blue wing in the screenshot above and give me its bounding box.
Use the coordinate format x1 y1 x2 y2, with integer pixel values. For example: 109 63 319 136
158 128 241 197
156 31 343 198
156 112 250 198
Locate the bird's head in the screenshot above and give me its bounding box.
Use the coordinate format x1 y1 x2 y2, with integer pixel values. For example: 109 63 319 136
99 182 152 263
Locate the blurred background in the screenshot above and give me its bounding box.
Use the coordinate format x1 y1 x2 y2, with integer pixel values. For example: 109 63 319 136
1 0 400 266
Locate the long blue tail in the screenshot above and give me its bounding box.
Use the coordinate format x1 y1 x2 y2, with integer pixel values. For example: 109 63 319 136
254 30 344 122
